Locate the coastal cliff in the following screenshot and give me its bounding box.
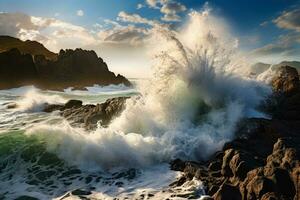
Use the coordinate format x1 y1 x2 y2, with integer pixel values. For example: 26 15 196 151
0 36 131 90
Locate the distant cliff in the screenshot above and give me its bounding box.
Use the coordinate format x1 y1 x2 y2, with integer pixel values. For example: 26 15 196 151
0 36 131 90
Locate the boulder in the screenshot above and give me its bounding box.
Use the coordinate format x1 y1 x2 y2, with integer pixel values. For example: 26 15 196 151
43 97 128 130
213 183 241 200
272 66 299 95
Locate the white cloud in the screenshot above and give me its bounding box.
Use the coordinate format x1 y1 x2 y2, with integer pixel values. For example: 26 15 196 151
0 12 96 51
146 0 160 8
0 12 38 36
117 11 157 26
76 10 84 17
274 8 300 32
145 0 187 22
99 25 149 45
137 4 144 9
160 1 186 22
251 7 300 62
250 33 300 58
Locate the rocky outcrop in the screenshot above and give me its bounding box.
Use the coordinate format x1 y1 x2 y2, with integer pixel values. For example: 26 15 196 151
0 37 131 90
44 97 128 129
170 66 300 200
272 66 300 95
35 49 131 90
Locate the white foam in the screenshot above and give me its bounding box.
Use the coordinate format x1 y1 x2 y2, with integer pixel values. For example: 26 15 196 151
14 89 66 112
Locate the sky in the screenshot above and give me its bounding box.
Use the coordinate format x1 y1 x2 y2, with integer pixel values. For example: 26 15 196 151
0 0 299 78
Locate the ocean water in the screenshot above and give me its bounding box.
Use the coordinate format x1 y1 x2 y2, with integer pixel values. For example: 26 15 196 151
0 84 207 200
0 8 272 200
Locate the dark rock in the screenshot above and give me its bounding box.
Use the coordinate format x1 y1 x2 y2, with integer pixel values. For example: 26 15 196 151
245 176 274 199
43 104 64 112
71 189 92 196
14 196 39 200
272 66 299 95
261 192 278 200
213 183 242 200
170 159 186 171
208 161 222 171
168 66 300 200
269 168 295 198
43 97 128 129
64 100 83 109
0 48 38 89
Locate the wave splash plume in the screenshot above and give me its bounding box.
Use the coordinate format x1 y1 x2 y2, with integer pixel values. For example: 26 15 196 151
26 9 270 172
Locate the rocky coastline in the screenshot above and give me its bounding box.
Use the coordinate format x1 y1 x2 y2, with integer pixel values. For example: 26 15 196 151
38 66 300 200
170 66 300 200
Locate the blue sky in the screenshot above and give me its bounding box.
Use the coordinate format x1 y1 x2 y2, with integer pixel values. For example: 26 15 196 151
0 0 299 77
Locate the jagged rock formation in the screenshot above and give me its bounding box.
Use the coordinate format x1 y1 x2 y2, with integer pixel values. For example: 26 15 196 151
0 36 131 90
170 66 300 200
43 97 128 130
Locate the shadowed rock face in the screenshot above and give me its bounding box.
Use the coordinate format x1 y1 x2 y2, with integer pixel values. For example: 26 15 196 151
0 48 38 88
0 37 131 90
170 66 300 200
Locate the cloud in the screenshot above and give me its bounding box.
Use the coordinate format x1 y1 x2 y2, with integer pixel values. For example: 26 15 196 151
99 26 149 46
0 12 96 51
274 8 300 32
137 4 144 9
250 33 300 57
117 11 157 26
0 12 38 37
76 10 84 17
251 7 300 62
145 0 187 22
146 0 160 8
260 21 268 26
160 1 186 15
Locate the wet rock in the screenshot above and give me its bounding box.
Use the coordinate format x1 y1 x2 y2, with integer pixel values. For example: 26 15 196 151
170 159 186 171
64 100 83 109
14 196 39 200
260 192 278 200
272 66 299 95
245 176 274 200
169 67 300 200
43 97 128 129
208 161 222 172
269 168 295 198
213 183 241 200
71 189 92 196
221 149 235 177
